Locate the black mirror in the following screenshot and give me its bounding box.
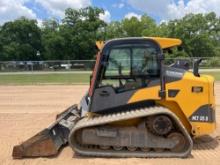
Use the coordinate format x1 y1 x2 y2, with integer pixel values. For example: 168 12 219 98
193 58 202 77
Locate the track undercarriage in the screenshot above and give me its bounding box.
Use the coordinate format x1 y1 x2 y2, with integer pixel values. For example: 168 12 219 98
70 106 193 158
12 106 193 158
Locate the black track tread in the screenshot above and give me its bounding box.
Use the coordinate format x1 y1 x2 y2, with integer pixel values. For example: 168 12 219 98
69 106 193 158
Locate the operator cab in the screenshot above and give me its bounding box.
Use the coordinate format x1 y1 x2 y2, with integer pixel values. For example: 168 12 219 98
89 38 164 113
99 39 161 92
85 37 186 113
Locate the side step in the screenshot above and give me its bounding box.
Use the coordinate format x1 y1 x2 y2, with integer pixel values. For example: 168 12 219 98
12 105 80 159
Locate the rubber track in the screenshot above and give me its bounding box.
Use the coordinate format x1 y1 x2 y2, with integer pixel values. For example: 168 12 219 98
69 106 193 158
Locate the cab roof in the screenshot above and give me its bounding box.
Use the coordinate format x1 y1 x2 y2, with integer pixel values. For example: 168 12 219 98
96 37 182 50
145 37 182 49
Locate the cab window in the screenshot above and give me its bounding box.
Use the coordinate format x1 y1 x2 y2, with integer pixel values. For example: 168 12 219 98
100 44 160 91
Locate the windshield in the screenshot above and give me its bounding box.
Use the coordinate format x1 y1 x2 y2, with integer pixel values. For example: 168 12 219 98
105 44 160 78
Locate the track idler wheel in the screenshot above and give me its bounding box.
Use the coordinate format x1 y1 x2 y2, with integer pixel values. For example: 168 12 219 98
168 132 186 152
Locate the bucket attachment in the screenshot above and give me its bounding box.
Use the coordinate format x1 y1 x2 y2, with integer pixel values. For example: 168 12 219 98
12 129 63 158
12 105 80 159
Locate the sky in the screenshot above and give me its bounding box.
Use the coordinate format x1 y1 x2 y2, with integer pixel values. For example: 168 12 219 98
0 0 220 26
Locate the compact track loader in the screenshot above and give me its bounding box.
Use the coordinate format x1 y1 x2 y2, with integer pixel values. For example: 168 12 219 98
12 37 216 158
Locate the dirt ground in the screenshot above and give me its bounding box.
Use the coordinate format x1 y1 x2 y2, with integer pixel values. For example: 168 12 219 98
0 84 220 165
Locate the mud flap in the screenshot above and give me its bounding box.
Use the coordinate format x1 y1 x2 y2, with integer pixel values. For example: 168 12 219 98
12 105 80 159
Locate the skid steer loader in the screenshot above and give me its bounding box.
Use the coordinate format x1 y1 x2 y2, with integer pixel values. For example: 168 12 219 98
12 37 216 158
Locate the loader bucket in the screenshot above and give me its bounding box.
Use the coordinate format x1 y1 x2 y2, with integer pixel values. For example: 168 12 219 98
12 129 62 158
12 105 80 159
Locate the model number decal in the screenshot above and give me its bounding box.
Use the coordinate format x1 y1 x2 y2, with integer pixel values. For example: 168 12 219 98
191 115 209 122
189 105 214 123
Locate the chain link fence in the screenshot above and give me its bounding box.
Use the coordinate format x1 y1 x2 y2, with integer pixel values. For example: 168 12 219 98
0 57 219 72
0 60 95 72
165 57 220 69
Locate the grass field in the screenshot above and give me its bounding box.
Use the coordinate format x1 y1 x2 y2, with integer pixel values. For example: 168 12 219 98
201 72 220 80
0 71 219 85
0 73 90 85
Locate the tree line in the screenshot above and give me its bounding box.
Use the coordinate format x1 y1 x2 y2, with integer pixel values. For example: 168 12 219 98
0 6 219 61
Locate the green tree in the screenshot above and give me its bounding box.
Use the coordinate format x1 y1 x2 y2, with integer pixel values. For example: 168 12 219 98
141 15 158 36
0 26 2 57
0 8 219 61
121 15 158 37
0 17 42 61
161 12 220 57
40 7 106 60
41 19 66 60
105 21 125 39
42 18 59 31
122 17 143 36
61 7 106 60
